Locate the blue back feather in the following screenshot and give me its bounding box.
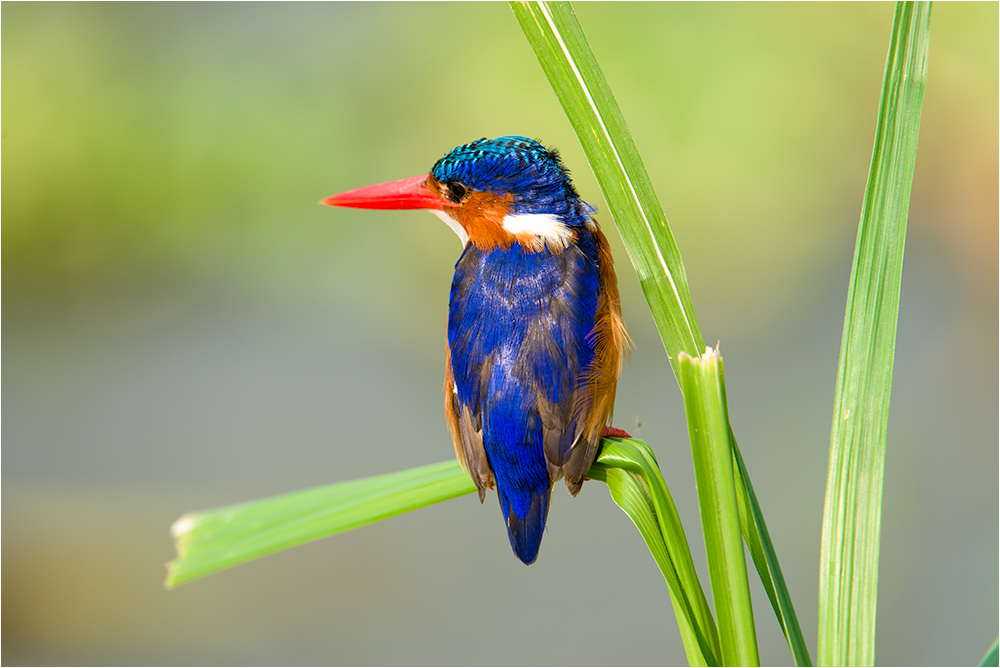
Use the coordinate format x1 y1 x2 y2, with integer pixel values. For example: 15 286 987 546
449 240 600 564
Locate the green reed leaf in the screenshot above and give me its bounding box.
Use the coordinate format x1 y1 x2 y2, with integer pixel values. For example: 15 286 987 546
167 460 476 588
818 3 931 666
511 3 812 664
678 349 758 666
590 437 720 667
509 0 702 373
980 637 999 667
731 439 812 666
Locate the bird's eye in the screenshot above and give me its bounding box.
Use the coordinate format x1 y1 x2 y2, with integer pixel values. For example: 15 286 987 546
445 181 468 203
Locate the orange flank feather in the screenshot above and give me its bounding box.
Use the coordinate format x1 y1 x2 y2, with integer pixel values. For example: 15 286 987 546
563 224 631 494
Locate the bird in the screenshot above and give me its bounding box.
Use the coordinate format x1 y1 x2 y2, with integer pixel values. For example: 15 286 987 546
323 136 629 564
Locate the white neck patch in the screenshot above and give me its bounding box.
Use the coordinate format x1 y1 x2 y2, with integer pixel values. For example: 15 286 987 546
429 209 469 247
428 209 574 251
502 213 573 250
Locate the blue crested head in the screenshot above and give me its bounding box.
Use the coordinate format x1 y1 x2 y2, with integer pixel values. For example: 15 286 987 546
430 136 595 228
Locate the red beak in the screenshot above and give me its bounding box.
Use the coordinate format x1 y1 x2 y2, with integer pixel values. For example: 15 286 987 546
321 175 445 210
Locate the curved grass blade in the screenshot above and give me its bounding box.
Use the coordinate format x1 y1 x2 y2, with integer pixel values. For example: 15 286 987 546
981 637 999 667
818 4 931 665
167 437 723 665
511 3 812 664
166 460 476 588
678 349 758 666
731 438 812 667
590 437 721 666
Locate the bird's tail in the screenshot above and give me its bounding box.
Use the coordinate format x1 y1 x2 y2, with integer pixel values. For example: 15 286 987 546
498 484 551 565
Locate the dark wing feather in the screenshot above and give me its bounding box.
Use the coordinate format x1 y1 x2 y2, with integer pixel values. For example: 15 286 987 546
457 402 491 502
537 391 574 466
444 345 492 503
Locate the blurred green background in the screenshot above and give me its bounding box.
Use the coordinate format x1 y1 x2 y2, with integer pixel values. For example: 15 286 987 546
3 2 996 665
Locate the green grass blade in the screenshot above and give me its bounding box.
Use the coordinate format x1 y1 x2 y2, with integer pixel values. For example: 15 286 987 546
167 438 724 664
731 439 813 667
166 460 476 588
510 0 703 372
512 3 812 664
981 638 1000 667
818 3 931 666
590 437 721 666
678 349 758 666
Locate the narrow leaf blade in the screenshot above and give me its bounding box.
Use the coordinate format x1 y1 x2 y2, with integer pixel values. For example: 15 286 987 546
818 3 932 665
731 440 813 667
167 460 476 588
509 0 703 371
591 437 721 666
981 637 999 667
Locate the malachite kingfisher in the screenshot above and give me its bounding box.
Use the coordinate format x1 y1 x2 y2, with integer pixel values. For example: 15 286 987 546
323 136 629 564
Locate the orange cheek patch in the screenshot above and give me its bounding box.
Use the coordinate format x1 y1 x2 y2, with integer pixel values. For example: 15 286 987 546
454 191 517 251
